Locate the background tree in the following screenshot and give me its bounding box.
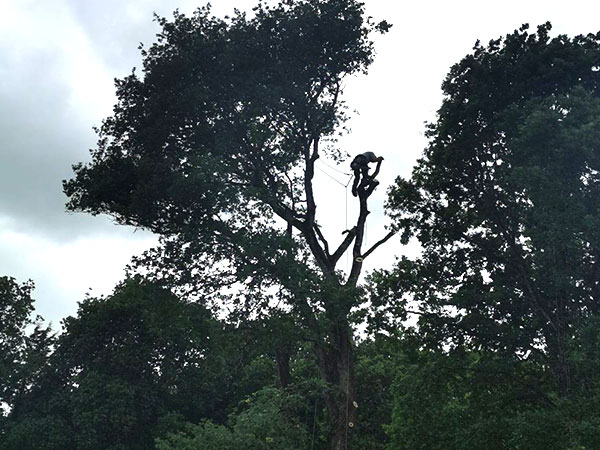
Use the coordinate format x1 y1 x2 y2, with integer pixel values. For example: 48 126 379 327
383 22 600 395
156 387 312 450
2 278 254 450
376 23 600 449
1 280 399 450
0 276 34 409
63 1 392 448
385 334 600 450
0 276 53 419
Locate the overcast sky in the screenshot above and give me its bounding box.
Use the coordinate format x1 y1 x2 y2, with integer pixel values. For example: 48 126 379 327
1 0 598 327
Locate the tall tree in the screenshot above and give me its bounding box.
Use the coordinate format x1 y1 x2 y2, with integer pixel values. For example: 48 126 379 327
0 276 34 408
63 1 392 448
0 277 53 412
3 278 252 450
383 23 600 397
0 276 55 449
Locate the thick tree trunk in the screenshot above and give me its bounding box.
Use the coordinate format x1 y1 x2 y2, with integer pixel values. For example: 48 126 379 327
546 330 572 397
297 139 386 449
316 321 356 450
275 348 292 388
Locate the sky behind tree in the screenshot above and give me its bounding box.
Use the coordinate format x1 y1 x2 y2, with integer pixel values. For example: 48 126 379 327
1 0 597 326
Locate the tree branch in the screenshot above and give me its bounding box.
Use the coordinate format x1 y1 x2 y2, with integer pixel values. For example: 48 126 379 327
346 159 387 285
304 137 319 227
301 135 334 275
261 168 305 232
237 133 304 236
314 223 331 257
362 230 396 260
347 186 371 285
331 227 357 266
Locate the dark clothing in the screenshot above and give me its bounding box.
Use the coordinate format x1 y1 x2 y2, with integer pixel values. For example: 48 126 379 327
350 152 378 171
350 152 380 197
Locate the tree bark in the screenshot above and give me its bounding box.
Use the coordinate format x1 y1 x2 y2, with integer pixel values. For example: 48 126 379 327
292 143 389 450
545 327 572 397
316 320 356 450
275 348 292 389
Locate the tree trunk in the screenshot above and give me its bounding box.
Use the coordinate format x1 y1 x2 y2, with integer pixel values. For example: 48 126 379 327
316 321 356 450
546 329 572 397
275 348 292 388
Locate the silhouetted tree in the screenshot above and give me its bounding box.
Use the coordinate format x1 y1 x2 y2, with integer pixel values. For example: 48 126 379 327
64 2 392 448
384 22 600 396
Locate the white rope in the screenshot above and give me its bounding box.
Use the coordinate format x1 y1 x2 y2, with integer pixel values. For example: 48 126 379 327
315 165 348 187
317 159 352 176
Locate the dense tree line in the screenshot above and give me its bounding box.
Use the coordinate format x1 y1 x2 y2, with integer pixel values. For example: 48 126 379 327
0 277 395 449
378 21 600 449
3 2 600 449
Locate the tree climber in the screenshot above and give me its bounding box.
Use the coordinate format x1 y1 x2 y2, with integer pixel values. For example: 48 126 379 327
350 151 384 197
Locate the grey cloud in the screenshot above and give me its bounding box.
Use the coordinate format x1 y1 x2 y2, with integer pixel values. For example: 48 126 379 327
0 2 168 242
1 48 75 236
64 0 181 75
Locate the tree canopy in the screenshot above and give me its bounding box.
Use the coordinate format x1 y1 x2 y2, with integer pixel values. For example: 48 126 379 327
64 0 390 284
377 22 600 447
63 2 392 449
0 9 593 450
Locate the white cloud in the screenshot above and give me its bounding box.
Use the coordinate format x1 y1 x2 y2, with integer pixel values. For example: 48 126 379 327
0 224 157 325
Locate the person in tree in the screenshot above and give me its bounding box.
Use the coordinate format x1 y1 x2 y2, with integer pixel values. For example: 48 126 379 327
350 151 384 197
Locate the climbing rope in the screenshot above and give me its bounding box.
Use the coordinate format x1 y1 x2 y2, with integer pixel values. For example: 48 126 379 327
346 179 349 271
317 159 353 176
345 333 353 450
314 161 354 274
315 164 351 187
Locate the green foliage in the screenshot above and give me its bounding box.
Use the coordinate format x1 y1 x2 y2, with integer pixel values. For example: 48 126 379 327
157 421 239 450
58 278 221 435
2 278 252 450
156 388 311 450
0 276 53 415
387 344 600 450
63 0 384 285
379 22 600 450
384 22 600 394
2 414 72 450
0 276 35 403
351 336 398 450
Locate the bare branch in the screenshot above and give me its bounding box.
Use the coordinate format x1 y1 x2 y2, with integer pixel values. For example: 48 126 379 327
331 227 357 266
347 193 370 285
237 132 305 236
362 230 396 260
329 78 341 114
261 168 305 231
304 137 319 226
405 308 433 317
314 223 331 256
284 171 296 209
346 159 387 285
301 135 334 275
